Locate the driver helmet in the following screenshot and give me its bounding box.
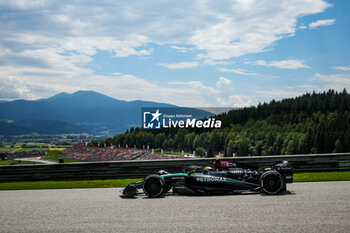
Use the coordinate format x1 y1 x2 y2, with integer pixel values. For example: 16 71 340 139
157 170 168 175
203 166 214 173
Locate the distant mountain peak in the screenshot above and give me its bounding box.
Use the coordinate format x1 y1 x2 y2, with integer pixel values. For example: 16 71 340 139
44 92 69 101
43 90 117 103
0 90 176 135
72 90 102 96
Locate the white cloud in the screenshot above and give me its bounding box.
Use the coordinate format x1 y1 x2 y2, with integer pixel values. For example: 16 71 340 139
158 61 199 69
0 0 331 62
216 77 235 98
168 77 234 97
309 19 336 29
0 0 48 9
0 76 35 99
0 0 333 105
255 59 311 69
0 70 211 106
170 46 194 53
299 84 318 91
334 65 350 71
313 73 350 91
256 89 304 99
201 59 235 66
254 73 350 101
168 81 219 95
168 77 252 107
0 39 244 107
190 0 330 60
216 77 232 89
219 68 256 75
217 95 253 108
111 72 123 76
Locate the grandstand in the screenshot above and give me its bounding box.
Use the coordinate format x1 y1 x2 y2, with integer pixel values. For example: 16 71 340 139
62 143 184 161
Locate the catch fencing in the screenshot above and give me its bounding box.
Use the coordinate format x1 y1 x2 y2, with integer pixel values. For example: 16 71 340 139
0 153 349 182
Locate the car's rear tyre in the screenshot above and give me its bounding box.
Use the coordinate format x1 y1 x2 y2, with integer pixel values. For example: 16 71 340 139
260 171 284 195
143 174 165 198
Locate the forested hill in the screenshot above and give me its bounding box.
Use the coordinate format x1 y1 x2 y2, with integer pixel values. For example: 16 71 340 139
99 90 350 157
218 89 350 127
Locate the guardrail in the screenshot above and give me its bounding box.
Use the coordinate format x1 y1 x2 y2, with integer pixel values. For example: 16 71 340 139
0 153 349 182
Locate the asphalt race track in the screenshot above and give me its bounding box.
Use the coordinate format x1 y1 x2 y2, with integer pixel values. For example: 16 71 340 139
1 182 349 233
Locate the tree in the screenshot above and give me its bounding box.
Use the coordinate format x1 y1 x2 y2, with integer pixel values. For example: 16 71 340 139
174 129 187 149
193 133 209 149
333 139 343 153
155 133 165 148
285 137 298 155
163 137 174 149
184 132 195 151
235 136 250 156
167 138 174 150
226 140 236 157
195 147 206 157
253 141 263 156
208 146 214 157
209 130 221 153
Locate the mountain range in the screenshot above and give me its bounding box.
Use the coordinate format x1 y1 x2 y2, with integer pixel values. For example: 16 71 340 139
0 91 176 135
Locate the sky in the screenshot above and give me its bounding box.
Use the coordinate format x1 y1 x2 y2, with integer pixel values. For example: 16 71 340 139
0 0 349 107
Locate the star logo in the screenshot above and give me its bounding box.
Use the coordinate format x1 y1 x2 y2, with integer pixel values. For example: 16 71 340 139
151 109 162 122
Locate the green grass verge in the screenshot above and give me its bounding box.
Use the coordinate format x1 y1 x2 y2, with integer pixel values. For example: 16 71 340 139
293 171 350 182
0 179 142 190
15 148 48 152
0 146 48 153
0 160 44 165
46 150 82 163
1 171 349 191
0 147 18 153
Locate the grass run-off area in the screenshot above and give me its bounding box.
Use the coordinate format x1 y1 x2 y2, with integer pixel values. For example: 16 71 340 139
293 171 350 182
0 143 70 153
0 171 349 190
0 160 44 165
0 179 142 190
45 150 82 163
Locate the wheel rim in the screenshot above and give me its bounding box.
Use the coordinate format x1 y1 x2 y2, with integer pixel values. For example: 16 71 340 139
263 173 282 194
149 182 158 191
145 178 161 194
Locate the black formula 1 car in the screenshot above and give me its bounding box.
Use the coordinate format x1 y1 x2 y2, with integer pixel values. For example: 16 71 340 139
121 160 293 198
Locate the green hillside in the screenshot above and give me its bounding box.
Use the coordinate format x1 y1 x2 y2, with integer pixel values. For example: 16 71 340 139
97 90 350 157
0 119 84 135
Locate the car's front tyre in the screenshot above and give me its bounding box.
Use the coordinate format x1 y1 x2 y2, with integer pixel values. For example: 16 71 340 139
143 174 165 198
260 171 284 195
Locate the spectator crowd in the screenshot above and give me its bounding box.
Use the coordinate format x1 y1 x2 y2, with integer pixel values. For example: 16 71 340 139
62 143 184 161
